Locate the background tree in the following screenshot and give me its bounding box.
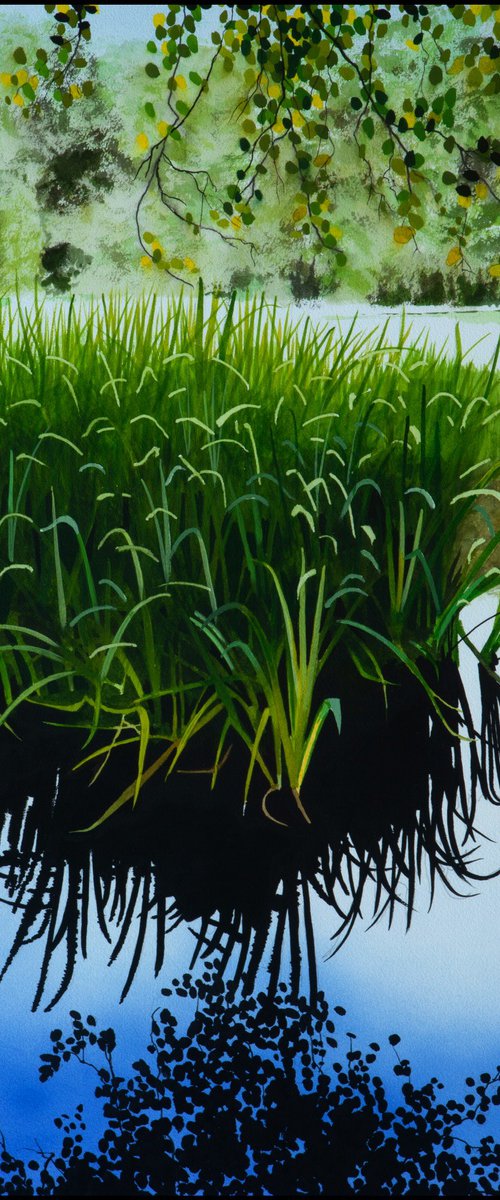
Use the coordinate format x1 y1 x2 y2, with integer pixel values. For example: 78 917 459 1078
2 3 500 285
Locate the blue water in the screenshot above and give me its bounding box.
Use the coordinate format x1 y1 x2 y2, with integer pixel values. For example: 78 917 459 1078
0 595 499 1166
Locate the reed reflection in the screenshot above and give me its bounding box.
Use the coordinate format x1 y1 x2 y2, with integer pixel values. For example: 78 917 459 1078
0 648 498 1013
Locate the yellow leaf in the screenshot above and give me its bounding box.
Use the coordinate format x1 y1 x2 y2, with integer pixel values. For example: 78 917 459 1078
136 132 149 152
292 204 308 221
29 75 39 90
291 109 305 127
273 120 285 133
313 153 331 168
457 194 471 208
184 256 197 271
393 226 415 245
346 7 356 22
312 93 324 109
405 111 416 128
70 83 82 99
406 39 420 50
446 246 462 267
470 4 482 12
12 93 24 106
480 55 495 73
140 255 153 269
330 225 343 239
174 74 187 90
475 181 488 199
448 55 465 75
0 73 11 87
320 199 330 212
15 69 28 86
268 82 281 99
157 120 169 137
488 263 500 277
230 214 242 230
56 5 70 11
153 12 166 27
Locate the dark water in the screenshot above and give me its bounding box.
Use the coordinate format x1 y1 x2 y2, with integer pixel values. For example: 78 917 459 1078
0 596 499 1184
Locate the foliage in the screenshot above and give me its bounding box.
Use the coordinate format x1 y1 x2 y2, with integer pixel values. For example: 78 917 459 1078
289 256 323 301
369 264 500 306
40 241 92 291
1 968 500 1195
0 3 98 111
1 5 500 285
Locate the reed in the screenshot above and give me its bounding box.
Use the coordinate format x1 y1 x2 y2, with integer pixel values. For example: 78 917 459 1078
0 285 498 828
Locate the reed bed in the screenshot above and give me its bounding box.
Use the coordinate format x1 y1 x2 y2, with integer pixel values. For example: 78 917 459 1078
0 285 499 831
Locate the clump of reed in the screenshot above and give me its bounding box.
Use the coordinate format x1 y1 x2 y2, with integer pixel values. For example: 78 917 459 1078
0 285 498 831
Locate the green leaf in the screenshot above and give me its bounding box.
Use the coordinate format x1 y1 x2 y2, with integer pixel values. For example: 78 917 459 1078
297 697 341 791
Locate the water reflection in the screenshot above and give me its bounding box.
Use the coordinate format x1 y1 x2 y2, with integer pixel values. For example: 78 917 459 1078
3 966 500 1196
0 616 498 1013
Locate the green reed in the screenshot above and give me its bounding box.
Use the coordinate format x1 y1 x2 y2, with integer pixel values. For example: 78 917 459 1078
0 285 498 827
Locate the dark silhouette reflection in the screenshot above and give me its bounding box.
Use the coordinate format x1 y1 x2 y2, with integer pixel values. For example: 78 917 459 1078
1 968 500 1196
0 653 498 1011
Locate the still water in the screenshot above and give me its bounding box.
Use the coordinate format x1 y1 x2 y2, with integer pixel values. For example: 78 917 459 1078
0 593 498 1164
5 295 500 370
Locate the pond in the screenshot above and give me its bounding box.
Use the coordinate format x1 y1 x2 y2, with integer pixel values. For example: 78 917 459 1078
276 303 500 370
0 592 498 1176
0 293 498 1192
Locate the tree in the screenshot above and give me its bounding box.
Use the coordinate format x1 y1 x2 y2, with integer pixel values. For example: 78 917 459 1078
2 4 500 283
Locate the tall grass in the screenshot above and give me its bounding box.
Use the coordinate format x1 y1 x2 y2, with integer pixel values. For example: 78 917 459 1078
0 285 498 828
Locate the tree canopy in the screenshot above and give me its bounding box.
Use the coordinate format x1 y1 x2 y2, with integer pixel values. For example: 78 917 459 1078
2 3 500 284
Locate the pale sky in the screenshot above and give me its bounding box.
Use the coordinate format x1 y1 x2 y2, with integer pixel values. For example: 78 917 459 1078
0 3 220 45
